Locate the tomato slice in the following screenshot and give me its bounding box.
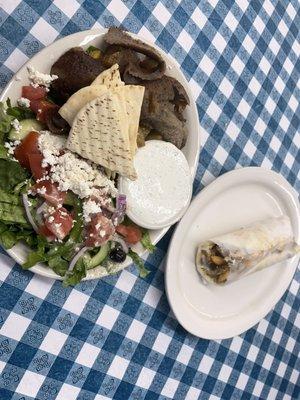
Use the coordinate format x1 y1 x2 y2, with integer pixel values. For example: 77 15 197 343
116 224 142 245
14 131 40 169
28 153 49 180
38 224 56 241
85 214 115 247
32 180 66 206
45 207 73 240
35 100 59 123
29 99 42 114
30 99 58 121
38 102 59 123
22 85 46 101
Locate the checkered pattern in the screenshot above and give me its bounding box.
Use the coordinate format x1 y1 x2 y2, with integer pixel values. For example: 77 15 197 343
0 0 299 399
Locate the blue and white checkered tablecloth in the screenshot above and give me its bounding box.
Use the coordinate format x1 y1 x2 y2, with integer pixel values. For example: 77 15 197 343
0 1 299 399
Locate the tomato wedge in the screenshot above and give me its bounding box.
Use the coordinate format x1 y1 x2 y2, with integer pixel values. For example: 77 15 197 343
44 207 73 240
32 180 66 206
22 85 46 101
30 100 58 123
28 153 49 180
14 131 40 169
116 224 142 245
85 214 115 247
38 224 56 241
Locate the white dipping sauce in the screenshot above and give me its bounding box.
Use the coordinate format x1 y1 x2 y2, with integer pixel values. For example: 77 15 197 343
119 140 192 229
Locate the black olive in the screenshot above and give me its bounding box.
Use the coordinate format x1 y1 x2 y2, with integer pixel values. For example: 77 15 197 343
109 246 126 263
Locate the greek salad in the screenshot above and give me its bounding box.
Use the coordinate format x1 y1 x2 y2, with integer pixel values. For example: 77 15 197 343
0 84 153 286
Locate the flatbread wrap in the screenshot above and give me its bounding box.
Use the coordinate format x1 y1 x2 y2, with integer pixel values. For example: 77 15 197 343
196 216 300 285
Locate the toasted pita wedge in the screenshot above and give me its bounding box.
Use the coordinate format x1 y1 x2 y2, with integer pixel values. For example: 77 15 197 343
67 92 137 180
58 85 108 125
114 85 145 156
91 64 124 89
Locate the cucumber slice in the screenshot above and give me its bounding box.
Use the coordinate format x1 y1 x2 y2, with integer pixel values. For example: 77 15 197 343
87 243 110 269
8 119 43 140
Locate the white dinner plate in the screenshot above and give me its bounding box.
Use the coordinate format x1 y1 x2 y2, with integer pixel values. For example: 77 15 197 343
165 167 300 339
0 29 200 280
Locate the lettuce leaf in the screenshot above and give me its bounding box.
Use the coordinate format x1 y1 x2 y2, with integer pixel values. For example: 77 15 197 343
0 228 36 249
63 257 86 287
0 159 29 191
22 236 47 269
0 102 14 133
0 202 30 226
128 249 150 278
6 98 34 120
141 230 155 252
48 256 69 277
0 189 21 205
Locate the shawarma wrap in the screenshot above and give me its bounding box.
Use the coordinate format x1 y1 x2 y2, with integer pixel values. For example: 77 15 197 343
196 216 299 285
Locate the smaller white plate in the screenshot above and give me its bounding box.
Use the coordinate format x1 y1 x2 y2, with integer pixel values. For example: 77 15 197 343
165 167 300 339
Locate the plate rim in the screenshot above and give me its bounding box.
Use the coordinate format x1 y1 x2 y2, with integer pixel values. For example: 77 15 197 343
0 28 201 281
165 166 300 339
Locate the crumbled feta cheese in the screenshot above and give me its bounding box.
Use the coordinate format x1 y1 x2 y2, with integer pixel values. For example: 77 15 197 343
11 119 22 132
38 131 66 167
83 199 101 222
17 97 30 108
99 230 106 238
4 140 20 155
36 186 46 195
38 131 118 199
48 216 54 223
55 223 62 228
27 66 58 88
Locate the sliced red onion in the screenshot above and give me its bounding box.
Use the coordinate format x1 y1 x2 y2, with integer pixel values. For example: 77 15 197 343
68 246 88 272
112 194 126 226
114 235 129 253
22 194 38 233
36 201 47 215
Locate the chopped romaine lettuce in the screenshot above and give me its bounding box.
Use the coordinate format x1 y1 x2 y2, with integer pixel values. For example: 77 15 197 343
0 227 36 250
128 249 150 278
63 257 86 287
0 202 30 226
0 189 21 205
6 98 34 120
141 230 155 252
0 102 14 133
0 159 30 191
48 256 69 277
22 236 48 269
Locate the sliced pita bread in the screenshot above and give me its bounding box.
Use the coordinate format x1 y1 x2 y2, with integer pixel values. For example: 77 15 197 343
58 85 108 125
67 92 137 180
114 85 145 156
91 64 124 89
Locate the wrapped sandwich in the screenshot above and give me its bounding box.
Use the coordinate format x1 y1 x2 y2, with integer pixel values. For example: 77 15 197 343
196 216 299 285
